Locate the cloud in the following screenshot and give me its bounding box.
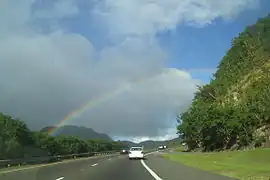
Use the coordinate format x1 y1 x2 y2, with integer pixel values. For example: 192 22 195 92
77 68 200 138
32 0 79 19
0 0 259 140
91 0 259 37
127 128 179 144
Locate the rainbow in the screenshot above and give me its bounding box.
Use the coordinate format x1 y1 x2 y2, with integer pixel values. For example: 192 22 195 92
48 77 147 135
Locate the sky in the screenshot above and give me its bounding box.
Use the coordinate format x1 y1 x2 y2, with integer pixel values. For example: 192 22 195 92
0 0 269 143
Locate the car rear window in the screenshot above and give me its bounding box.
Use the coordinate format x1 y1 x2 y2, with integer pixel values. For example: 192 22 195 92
130 147 142 151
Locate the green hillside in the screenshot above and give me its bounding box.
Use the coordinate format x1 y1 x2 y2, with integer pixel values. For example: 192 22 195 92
41 125 112 141
118 137 182 149
177 15 270 151
0 113 127 159
138 137 182 149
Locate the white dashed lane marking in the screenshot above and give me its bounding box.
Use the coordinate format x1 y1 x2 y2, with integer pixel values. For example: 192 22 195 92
56 177 64 180
91 163 98 167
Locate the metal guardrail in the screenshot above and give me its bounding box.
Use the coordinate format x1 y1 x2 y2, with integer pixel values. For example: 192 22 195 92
0 151 119 169
0 148 163 169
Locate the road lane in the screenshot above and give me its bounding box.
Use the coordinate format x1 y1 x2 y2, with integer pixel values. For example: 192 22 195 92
0 155 120 180
0 151 240 180
76 155 155 180
0 154 156 180
38 155 116 180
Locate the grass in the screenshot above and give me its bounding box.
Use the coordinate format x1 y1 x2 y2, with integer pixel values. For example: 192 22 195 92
164 148 270 180
173 146 185 152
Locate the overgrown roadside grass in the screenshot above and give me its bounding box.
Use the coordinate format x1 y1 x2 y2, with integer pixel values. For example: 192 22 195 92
172 146 185 152
164 148 270 180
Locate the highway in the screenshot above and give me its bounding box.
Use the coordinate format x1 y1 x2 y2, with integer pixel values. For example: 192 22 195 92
0 151 237 180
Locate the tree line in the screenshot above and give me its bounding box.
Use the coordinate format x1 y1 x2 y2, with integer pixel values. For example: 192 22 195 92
177 15 270 151
0 113 127 159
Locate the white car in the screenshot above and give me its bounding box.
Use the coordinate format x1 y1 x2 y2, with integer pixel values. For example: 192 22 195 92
128 147 144 160
158 145 167 150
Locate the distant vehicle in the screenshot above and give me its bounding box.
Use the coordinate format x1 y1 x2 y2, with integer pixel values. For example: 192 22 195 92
158 145 167 150
128 147 144 160
120 149 128 154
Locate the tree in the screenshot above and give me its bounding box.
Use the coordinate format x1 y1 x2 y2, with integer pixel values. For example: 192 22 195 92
55 136 89 155
0 112 125 159
177 15 270 151
32 132 59 155
0 113 34 158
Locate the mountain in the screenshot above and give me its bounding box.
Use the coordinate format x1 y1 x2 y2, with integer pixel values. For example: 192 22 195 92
40 125 182 148
138 137 182 149
40 125 112 141
118 140 137 147
178 15 270 151
119 137 182 149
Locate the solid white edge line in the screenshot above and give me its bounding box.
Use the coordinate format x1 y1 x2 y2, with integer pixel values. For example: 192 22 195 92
56 177 64 180
140 160 163 180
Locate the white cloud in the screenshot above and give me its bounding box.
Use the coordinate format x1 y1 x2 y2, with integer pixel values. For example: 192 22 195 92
92 0 259 37
0 0 259 140
76 68 200 137
116 128 179 143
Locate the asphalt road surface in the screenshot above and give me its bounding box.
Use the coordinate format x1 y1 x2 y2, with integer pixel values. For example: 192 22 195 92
0 152 238 180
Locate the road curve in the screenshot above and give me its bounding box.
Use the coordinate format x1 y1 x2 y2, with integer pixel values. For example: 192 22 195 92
0 152 238 180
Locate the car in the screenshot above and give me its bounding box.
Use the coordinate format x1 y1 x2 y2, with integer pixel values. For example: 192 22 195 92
158 145 167 150
128 147 144 160
120 149 128 154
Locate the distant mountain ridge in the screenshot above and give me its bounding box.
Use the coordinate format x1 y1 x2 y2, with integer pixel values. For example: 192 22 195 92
119 137 182 149
139 137 182 148
40 125 112 141
40 125 182 148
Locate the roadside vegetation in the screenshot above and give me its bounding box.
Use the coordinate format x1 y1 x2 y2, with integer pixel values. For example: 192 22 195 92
172 13 270 180
0 113 127 159
177 14 270 152
164 148 270 180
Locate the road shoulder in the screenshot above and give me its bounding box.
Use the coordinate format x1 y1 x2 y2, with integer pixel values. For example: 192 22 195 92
144 152 238 180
